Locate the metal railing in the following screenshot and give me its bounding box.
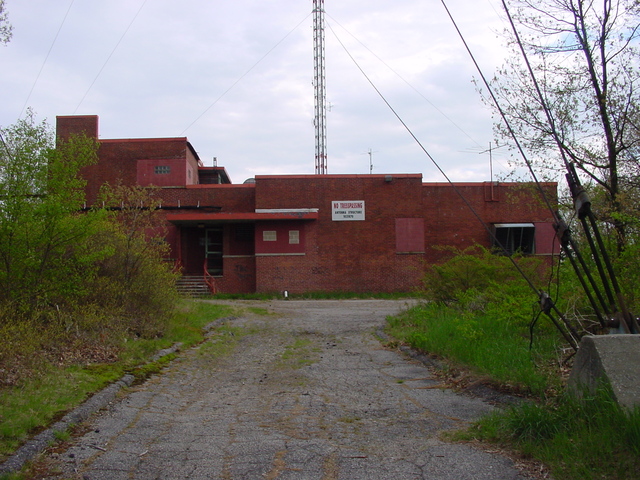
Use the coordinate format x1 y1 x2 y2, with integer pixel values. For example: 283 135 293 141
203 258 217 294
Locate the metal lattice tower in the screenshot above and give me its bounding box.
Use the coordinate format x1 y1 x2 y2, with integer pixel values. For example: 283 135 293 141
313 0 327 174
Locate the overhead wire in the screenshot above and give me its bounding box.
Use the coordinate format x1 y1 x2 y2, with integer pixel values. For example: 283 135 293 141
324 13 484 151
73 0 149 113
326 10 580 350
437 0 588 345
496 0 637 334
180 13 312 136
19 0 76 119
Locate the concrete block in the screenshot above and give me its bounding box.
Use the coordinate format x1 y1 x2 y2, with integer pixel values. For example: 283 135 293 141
568 334 640 411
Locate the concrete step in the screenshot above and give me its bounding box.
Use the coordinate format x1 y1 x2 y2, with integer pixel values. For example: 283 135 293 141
176 275 211 297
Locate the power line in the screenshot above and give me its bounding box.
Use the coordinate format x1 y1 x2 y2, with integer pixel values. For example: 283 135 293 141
328 15 580 349
73 0 148 113
325 12 485 151
180 13 311 136
19 0 76 118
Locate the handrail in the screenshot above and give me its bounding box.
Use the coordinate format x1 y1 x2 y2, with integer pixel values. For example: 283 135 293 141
172 258 183 275
203 258 217 294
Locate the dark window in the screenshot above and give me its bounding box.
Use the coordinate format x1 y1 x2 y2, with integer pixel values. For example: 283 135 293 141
154 165 171 174
493 223 535 255
205 227 223 276
234 224 254 242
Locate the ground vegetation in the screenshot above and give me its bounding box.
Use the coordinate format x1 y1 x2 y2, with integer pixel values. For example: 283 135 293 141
0 113 178 417
386 243 640 480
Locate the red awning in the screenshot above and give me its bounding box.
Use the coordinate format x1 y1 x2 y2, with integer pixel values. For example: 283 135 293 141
166 211 318 224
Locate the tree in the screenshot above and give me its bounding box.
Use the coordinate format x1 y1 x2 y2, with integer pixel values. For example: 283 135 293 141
90 183 177 336
485 0 640 251
0 0 12 45
0 111 101 315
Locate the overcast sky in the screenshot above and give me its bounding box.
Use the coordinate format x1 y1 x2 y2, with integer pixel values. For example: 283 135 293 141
0 0 516 184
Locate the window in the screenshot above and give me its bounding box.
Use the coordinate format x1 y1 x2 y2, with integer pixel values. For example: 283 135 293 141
205 227 223 276
493 223 535 255
154 165 171 174
234 224 254 242
256 224 305 255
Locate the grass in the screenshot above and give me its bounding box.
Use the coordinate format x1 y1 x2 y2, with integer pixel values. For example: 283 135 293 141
0 364 123 457
279 337 321 369
386 300 640 480
454 389 640 479
198 323 255 361
386 301 561 396
0 299 235 463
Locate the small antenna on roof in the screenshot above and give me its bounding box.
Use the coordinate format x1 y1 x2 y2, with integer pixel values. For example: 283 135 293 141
362 148 378 173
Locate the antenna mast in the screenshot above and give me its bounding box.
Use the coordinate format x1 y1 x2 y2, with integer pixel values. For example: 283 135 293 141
313 0 327 174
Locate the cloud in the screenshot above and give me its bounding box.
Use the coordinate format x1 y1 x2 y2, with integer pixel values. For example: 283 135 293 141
0 0 513 184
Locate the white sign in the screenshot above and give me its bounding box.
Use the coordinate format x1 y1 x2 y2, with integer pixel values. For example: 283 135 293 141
332 200 365 221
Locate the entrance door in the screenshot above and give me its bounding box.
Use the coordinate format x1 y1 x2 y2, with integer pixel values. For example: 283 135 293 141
205 227 223 275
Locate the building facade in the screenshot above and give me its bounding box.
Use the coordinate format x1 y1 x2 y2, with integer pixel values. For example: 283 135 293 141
57 115 558 294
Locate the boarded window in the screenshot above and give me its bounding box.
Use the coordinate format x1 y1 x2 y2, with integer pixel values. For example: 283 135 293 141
395 218 425 253
256 223 305 255
263 231 277 242
533 222 558 255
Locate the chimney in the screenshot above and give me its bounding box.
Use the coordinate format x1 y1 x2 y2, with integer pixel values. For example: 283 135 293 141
56 115 99 145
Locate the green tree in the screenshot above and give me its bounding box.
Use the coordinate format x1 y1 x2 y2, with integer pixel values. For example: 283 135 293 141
0 111 101 316
90 183 178 337
485 0 640 250
0 0 12 45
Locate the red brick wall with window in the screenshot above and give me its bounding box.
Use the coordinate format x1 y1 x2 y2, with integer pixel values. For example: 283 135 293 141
254 175 427 293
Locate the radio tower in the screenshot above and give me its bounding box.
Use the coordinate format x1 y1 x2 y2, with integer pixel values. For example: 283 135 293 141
313 0 327 174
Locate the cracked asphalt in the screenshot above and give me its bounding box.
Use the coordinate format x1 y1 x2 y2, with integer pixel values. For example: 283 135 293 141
38 299 534 479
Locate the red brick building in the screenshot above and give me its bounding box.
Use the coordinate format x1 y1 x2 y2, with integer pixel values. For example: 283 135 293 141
57 115 558 294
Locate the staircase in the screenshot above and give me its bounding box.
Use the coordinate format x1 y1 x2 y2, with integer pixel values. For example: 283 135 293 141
176 275 211 297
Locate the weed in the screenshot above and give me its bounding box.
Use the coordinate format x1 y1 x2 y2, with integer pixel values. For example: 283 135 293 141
386 302 560 396
52 430 71 442
278 337 320 369
466 389 640 480
198 324 250 361
338 416 361 424
0 299 234 462
246 307 272 316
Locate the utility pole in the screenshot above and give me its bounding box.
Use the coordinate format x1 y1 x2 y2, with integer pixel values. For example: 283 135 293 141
313 0 327 174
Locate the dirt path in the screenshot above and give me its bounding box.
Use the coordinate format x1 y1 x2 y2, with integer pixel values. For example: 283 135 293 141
38 299 533 479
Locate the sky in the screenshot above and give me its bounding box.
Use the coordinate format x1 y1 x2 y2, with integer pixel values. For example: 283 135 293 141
0 0 517 184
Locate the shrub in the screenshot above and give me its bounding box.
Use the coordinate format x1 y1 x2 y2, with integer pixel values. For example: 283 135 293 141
421 245 547 306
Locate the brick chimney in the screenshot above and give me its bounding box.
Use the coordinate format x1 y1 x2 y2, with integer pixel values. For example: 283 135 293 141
56 115 99 144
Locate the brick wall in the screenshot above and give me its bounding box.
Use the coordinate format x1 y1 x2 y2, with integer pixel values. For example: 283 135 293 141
422 182 557 262
59 115 557 295
56 115 98 143
253 175 427 293
252 176 556 294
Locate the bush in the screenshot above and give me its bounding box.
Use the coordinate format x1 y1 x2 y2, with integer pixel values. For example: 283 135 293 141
421 245 547 305
0 116 179 386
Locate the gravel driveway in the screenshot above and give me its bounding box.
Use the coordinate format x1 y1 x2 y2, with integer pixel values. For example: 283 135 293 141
38 299 534 479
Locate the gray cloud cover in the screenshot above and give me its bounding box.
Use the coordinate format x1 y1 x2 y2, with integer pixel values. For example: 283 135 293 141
0 0 515 183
